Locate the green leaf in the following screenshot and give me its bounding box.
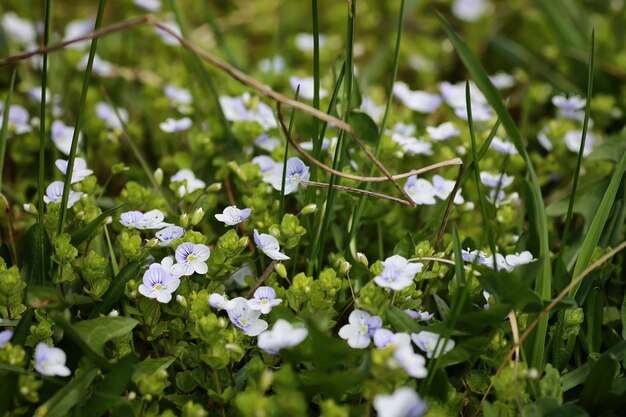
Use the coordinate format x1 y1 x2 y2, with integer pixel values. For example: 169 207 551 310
349 110 379 145
49 312 111 370
22 224 52 287
133 356 175 381
90 261 140 318
74 317 138 354
584 287 603 353
387 306 424 333
35 364 99 417
580 353 619 413
70 204 126 247
562 340 626 391
76 354 138 417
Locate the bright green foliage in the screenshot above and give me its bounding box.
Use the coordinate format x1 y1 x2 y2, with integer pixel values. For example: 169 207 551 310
0 265 26 319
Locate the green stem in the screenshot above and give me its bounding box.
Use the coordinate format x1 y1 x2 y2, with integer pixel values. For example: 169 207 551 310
0 69 17 192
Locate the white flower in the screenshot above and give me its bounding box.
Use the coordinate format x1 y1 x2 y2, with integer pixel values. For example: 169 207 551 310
138 209 171 230
411 331 455 359
170 169 206 196
393 345 429 379
426 122 460 141
215 206 252 226
247 286 282 314
295 32 327 52
227 297 268 336
374 255 423 291
254 230 290 261
268 157 310 195
440 81 487 108
208 293 232 310
252 155 278 174
138 262 181 303
134 0 162 12
154 21 182 46
452 0 493 22
96 102 128 131
258 55 286 74
1 12 36 45
490 137 518 155
432 175 464 204
461 248 488 264
78 53 114 77
483 290 493 310
454 101 492 122
120 211 144 229
219 94 277 131
489 72 516 90
393 135 433 156
51 120 83 155
55 158 93 184
483 253 512 272
537 128 553 151
164 85 193 111
63 18 94 50
0 330 13 348
405 176 437 205
403 309 434 321
564 130 596 157
257 319 308 354
374 387 428 417
226 264 254 288
254 133 281 152
155 225 184 246
34 343 71 377
373 329 412 349
0 103 31 136
505 251 537 267
172 242 210 276
160 117 192 133
479 172 514 188
393 82 441 113
552 94 586 120
360 96 385 123
289 76 328 100
43 181 83 208
338 309 382 349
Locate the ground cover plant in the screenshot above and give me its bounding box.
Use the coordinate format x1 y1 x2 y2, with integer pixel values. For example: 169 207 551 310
1 0 626 415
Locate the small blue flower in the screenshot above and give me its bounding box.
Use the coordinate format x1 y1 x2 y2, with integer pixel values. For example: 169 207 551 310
215 206 252 226
34 343 71 377
172 242 210 276
254 229 290 261
227 297 268 336
0 330 13 348
155 225 184 246
257 319 308 354
374 255 423 291
338 309 382 349
247 286 282 314
374 387 428 417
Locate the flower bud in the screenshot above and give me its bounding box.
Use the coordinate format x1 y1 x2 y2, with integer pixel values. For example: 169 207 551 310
527 368 539 379
274 263 287 278
176 294 187 308
154 168 163 186
299 203 317 215
128 391 137 401
105 216 113 225
260 369 273 392
357 252 369 267
207 182 222 192
23 203 37 214
108 309 119 317
180 213 189 228
145 238 160 248
339 260 352 276
191 208 205 225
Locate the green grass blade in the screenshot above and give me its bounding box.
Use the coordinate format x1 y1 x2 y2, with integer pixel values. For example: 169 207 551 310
34 364 99 417
70 204 125 247
57 0 108 235
0 68 17 192
437 12 552 370
532 0 586 50
311 0 321 145
554 31 594 285
280 87 300 217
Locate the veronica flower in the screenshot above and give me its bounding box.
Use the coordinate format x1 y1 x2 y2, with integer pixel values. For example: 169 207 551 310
155 225 184 246
138 262 181 303
160 117 192 133
404 309 434 321
411 331 455 359
43 181 83 208
338 309 382 349
452 0 493 22
51 120 83 155
78 53 114 77
227 297 268 336
257 319 308 354
1 12 36 45
426 122 460 141
393 82 442 114
134 0 162 12
252 155 278 174
225 264 254 288
96 102 128 131
461 248 488 264
489 72 516 89
164 85 193 110
171 169 206 196
454 101 493 122
258 55 286 74
480 172 514 188
0 103 31 136
505 251 537 267
432 175 464 204
28 87 62 117
254 230 290 261
440 81 487 108
390 122 416 137
488 190 520 207
373 329 412 349
269 157 310 195
63 18 94 50
208 293 232 310
564 130 595 157
34 343 71 377
537 128 553 151
154 21 182 46
219 94 277 130
374 387 428 417
393 345 429 379
295 32 327 52
360 96 385 123
139 209 170 229
483 290 493 310
299 137 334 152
405 176 437 205
375 255 423 291
392 135 433 156
0 330 13 348
172 242 210 276
490 137 518 155
552 94 586 121
247 286 282 314
55 158 93 184
159 256 182 277
483 253 513 272
215 206 252 226
254 133 281 152
289 76 329 100
120 211 144 229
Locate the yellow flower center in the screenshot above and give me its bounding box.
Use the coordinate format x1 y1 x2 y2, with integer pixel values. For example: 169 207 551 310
154 283 163 290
